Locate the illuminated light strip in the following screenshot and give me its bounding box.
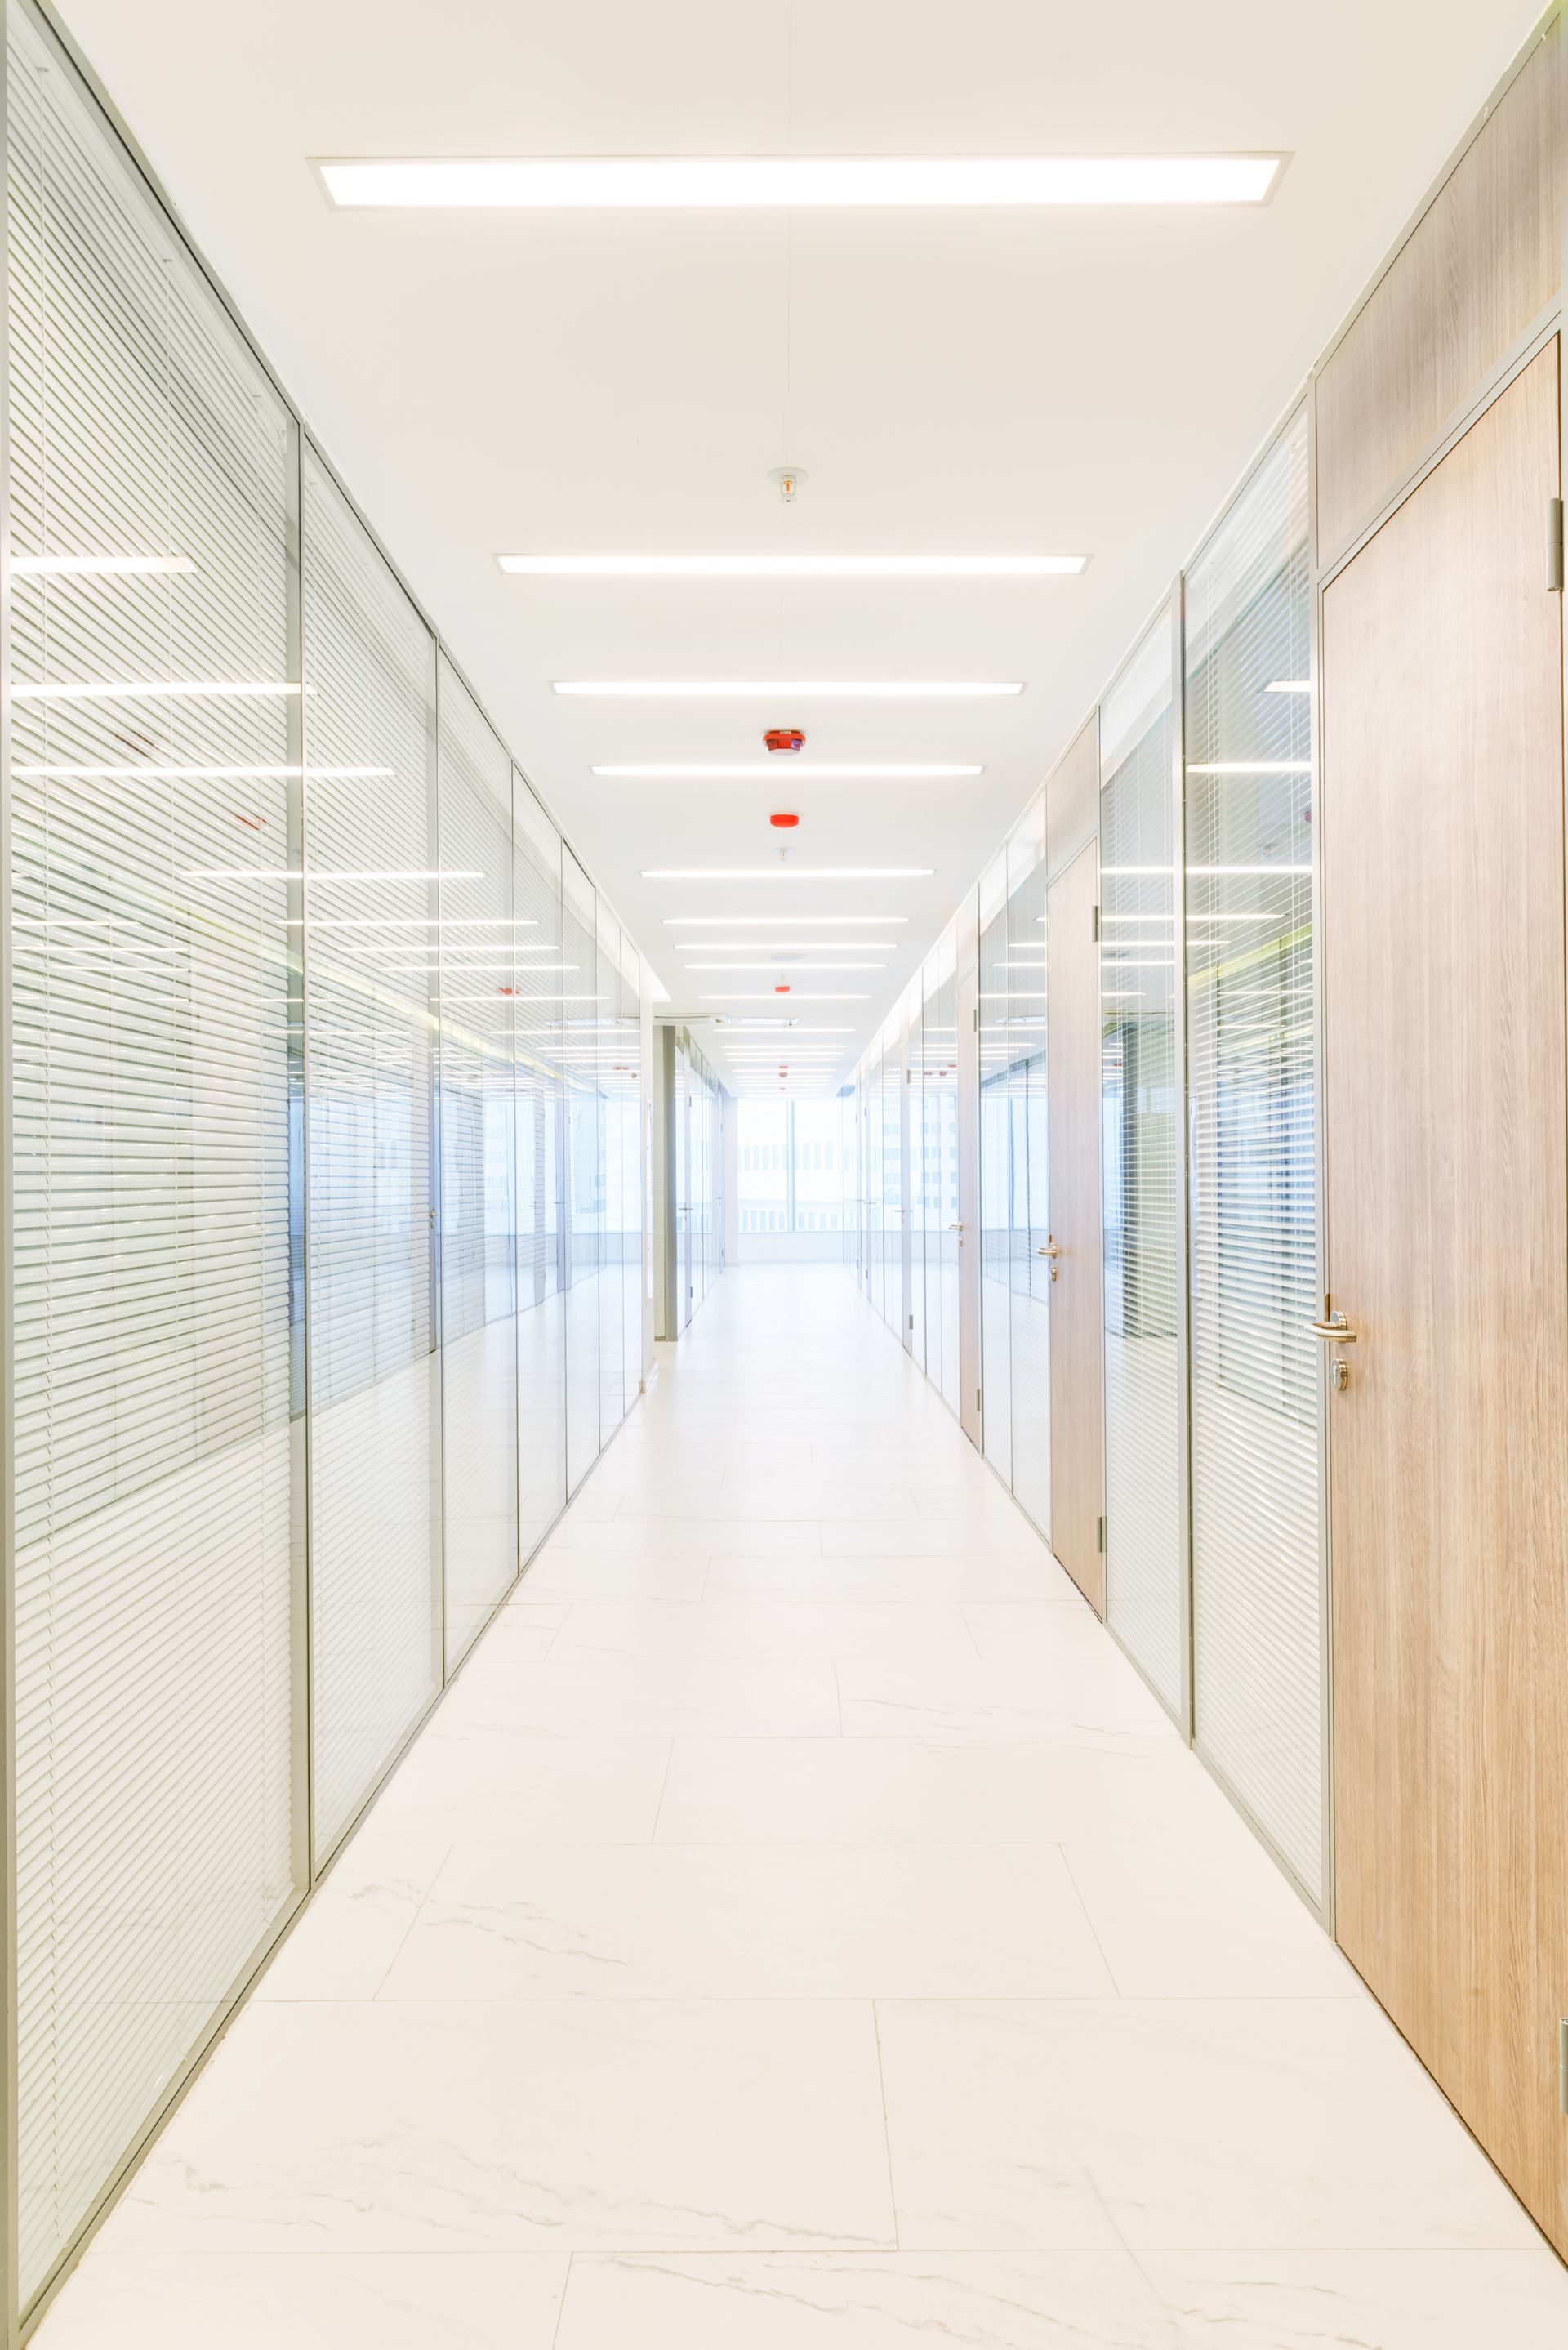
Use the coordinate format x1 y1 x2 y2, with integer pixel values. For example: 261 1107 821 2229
665 916 906 925
507 554 1084 579
320 156 1281 210
644 867 932 880
595 763 981 778
700 992 868 1001
555 680 1022 698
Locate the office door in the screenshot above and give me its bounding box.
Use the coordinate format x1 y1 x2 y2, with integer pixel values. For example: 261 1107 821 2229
1045 841 1104 1611
1323 341 1568 2258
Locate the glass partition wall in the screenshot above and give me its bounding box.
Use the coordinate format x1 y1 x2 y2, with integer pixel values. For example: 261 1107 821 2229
1 3 653 2323
846 400 1325 1926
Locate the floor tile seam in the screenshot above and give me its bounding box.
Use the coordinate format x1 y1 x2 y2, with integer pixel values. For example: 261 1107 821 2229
87 2238 1555 2259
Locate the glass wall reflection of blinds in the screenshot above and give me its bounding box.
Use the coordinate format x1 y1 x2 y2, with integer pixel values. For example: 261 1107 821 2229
4 7 654 2318
301 449 439 1858
1184 412 1321 1902
977 849 1012 1483
513 773 568 1558
1100 613 1185 1717
9 16 296 2301
1005 801 1051 1537
436 658 519 1668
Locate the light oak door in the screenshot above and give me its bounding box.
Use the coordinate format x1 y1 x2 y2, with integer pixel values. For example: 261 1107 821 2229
1047 841 1105 1612
1323 340 1568 2258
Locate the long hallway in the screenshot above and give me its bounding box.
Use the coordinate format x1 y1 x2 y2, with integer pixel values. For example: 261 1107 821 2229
34 1268 1568 2348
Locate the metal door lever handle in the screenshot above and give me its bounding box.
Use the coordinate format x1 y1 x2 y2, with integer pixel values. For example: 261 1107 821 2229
1307 1312 1357 1343
1037 1242 1062 1258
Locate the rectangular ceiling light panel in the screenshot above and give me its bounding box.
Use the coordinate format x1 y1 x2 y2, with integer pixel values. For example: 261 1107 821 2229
318 157 1282 209
593 763 981 778
555 680 1023 698
504 554 1083 577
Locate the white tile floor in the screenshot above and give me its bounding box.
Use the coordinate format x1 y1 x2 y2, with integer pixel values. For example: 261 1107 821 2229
35 1266 1568 2346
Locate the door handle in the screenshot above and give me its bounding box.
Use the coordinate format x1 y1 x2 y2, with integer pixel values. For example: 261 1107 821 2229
948 1222 964 1232
1037 1242 1062 1258
1307 1308 1357 1343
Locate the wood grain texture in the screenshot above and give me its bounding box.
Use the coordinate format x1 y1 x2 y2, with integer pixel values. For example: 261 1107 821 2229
1045 716 1099 885
1316 21 1561 560
1324 341 1568 2259
1047 841 1105 1613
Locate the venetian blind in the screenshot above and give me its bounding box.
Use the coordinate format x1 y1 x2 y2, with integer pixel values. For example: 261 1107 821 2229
1184 411 1321 1902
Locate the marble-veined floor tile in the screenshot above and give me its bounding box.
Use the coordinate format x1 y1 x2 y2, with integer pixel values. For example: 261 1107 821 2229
363 1733 670 1840
838 1653 1177 1740
819 1518 1053 1559
253 1840 449 2002
616 1486 923 1523
1059 1833 1357 1997
551 1599 978 1660
33 2251 569 2348
1144 2249 1568 2346
542 1514 822 1557
705 1553 1084 1602
555 2251 1181 2350
101 1999 896 2255
516 1553 713 1602
379 1840 1114 2000
876 1996 1541 2250
656 1735 1246 1845
428 1650 840 1739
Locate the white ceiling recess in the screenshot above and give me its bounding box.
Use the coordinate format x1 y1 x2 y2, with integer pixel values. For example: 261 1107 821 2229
56 0 1544 1091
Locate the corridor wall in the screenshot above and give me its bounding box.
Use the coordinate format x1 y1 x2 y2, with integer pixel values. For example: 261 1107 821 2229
0 2 653 2330
845 2 1563 2254
653 1023 724 1338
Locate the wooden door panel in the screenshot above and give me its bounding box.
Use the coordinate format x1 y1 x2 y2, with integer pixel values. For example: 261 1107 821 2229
1047 841 1105 1612
1324 340 1568 2255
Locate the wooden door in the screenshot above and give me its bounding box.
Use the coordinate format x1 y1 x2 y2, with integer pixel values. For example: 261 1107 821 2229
1324 340 1568 2257
1047 841 1105 1612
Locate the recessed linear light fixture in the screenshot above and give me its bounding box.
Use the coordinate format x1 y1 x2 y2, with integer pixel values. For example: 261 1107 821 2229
677 942 891 952
644 867 932 879
12 553 194 576
318 156 1283 210
505 554 1084 579
701 992 869 1001
664 916 907 925
555 680 1023 699
595 763 980 779
686 963 884 972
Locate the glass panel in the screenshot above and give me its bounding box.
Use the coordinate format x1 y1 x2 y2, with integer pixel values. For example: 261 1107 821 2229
435 658 517 1667
978 846 1013 1483
301 448 439 1859
1100 611 1183 1716
1185 412 1321 1899
512 771 567 1558
737 1099 789 1232
8 14 297 2296
596 907 624 1439
617 947 644 1411
1004 803 1050 1532
562 849 599 1482
932 937 962 1413
792 1099 844 1232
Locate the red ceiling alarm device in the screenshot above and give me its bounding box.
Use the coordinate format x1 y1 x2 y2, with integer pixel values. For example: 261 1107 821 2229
764 727 804 754
769 812 799 829
774 983 791 994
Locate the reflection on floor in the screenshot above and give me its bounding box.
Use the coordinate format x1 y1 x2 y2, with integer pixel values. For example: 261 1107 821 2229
36 1267 1568 2346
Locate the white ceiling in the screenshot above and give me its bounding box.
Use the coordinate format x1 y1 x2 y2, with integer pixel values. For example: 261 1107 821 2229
57 0 1541 1092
